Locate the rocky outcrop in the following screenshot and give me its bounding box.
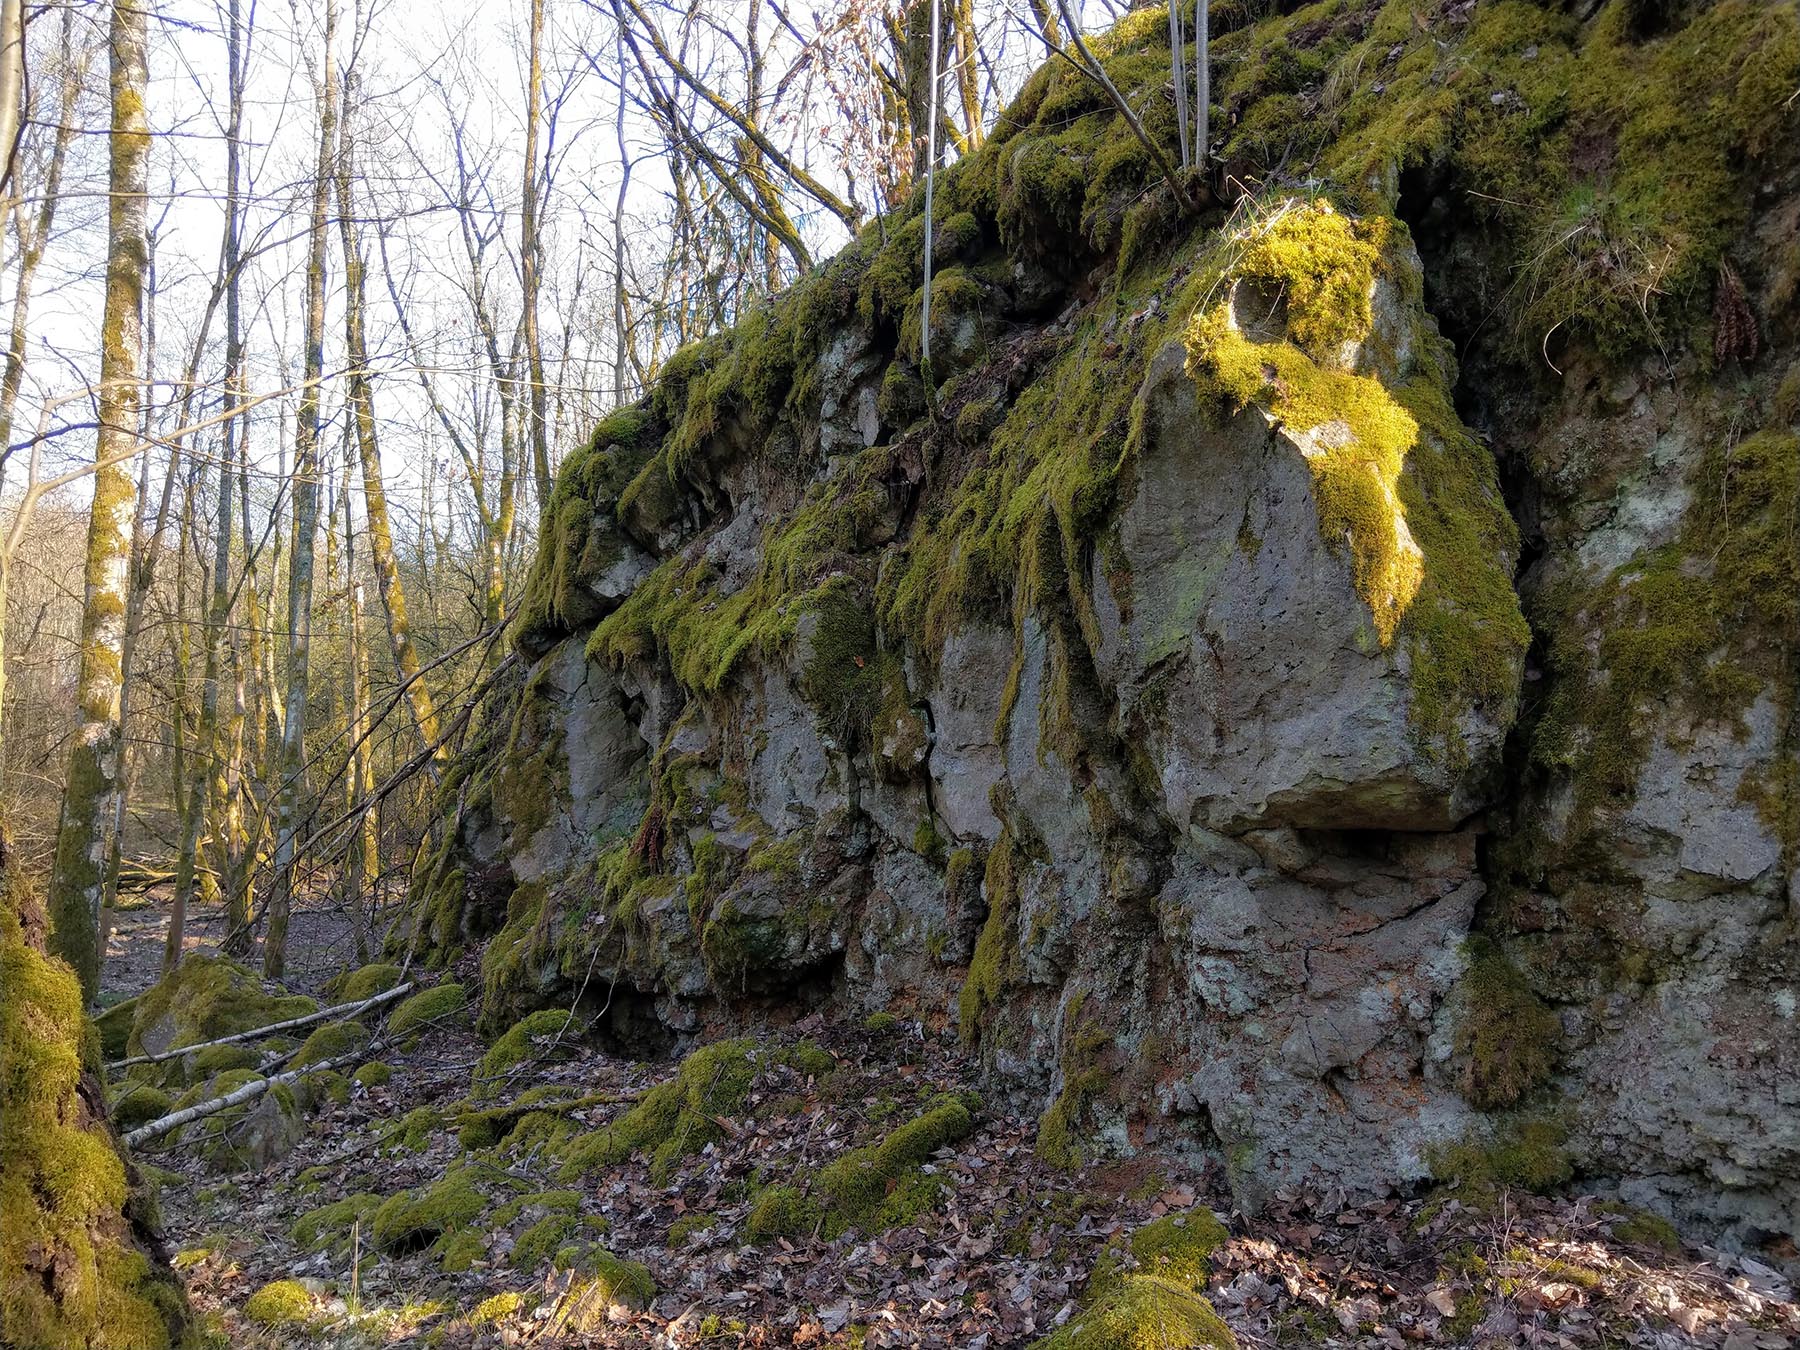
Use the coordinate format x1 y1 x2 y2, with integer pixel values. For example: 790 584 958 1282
408 0 1800 1275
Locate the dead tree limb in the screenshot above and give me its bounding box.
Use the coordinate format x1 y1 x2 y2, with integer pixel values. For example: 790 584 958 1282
106 980 416 1070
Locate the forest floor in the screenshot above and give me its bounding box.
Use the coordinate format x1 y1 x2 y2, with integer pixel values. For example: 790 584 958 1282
109 896 1800 1350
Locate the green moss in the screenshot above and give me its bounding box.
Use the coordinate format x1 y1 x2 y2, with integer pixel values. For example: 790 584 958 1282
474 1009 580 1100
1609 1208 1681 1252
292 1193 382 1252
1451 938 1560 1109
331 962 403 1002
813 1097 975 1236
187 1043 259 1078
385 982 467 1044
746 1185 819 1243
110 1083 172 1132
1536 429 1799 824
1 869 187 1350
370 1167 489 1254
1087 1209 1231 1303
93 997 138 1061
665 1212 718 1246
512 1214 580 1270
387 1105 442 1154
552 1244 657 1324
243 1279 313 1328
125 953 316 1061
1031 1275 1238 1349
864 1011 899 1035
292 1019 370 1069
558 1038 761 1185
959 837 1020 1042
470 1291 527 1325
352 1061 391 1088
1429 1118 1572 1199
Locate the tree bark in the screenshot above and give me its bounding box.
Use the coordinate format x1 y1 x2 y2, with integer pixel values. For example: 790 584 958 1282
47 0 150 1002
268 0 338 980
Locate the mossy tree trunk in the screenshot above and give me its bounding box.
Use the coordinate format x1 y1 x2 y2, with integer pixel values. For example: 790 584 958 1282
47 0 150 1002
1 831 190 1349
267 0 337 980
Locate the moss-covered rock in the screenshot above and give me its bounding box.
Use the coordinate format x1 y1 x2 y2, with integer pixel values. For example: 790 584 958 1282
351 1060 391 1088
813 1096 976 1236
292 1019 371 1070
292 1192 383 1252
0 845 190 1349
371 1167 491 1256
329 962 404 1002
558 1038 761 1184
108 1083 172 1133
384 982 467 1045
548 1243 656 1328
125 954 316 1062
474 1008 580 1099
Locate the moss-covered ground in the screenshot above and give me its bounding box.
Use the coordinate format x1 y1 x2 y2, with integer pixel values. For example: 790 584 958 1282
135 988 1787 1348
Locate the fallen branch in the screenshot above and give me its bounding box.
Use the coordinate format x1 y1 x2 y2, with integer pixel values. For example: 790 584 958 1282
122 1048 365 1148
107 980 416 1070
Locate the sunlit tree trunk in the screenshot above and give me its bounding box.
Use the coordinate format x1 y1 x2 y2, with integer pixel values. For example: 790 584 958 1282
521 0 552 508
335 111 446 770
47 0 150 1002
0 8 88 779
267 0 337 980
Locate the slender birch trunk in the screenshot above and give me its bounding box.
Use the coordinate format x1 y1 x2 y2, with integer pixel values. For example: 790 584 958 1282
47 0 150 1001
267 0 337 980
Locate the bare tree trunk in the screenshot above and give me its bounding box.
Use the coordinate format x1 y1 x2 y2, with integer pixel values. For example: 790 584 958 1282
0 0 25 254
335 113 446 770
1194 0 1209 164
0 8 89 778
268 0 338 980
47 0 150 1002
521 0 553 508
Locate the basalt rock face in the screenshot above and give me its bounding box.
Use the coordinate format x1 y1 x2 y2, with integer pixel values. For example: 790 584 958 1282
409 0 1800 1270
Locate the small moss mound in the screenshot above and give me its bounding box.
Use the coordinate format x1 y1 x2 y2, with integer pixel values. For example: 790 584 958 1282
387 1105 442 1153
863 1011 899 1035
351 1060 391 1088
558 1038 760 1184
512 1213 580 1270
243 1279 314 1328
470 1291 528 1326
1609 1208 1681 1252
292 1019 370 1069
1033 1274 1237 1349
1429 1119 1573 1201
552 1244 657 1327
186 1043 260 1079
331 962 404 1002
1100 1212 1231 1294
385 982 467 1043
109 1083 172 1132
814 1096 975 1235
474 1009 580 1099
746 1184 818 1243
292 1193 383 1252
370 1168 488 1254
